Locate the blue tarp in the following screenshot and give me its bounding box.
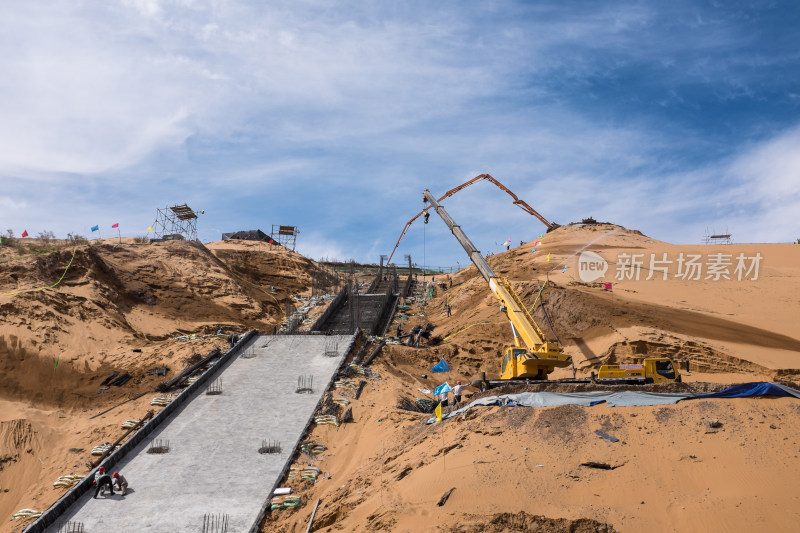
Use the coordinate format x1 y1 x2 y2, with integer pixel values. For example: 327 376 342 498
431 358 450 373
694 382 800 400
425 382 800 424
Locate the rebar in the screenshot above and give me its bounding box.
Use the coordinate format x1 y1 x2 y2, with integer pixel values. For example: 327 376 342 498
206 378 223 395
57 522 85 533
296 375 314 394
147 439 170 454
202 513 230 533
324 337 339 357
258 439 281 454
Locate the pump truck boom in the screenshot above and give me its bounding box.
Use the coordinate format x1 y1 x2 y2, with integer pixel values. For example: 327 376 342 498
423 189 572 380
423 188 682 389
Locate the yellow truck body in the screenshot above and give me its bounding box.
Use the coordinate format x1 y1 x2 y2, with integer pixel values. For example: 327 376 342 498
598 357 681 383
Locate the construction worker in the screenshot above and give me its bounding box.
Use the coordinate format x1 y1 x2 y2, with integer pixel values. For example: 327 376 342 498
440 389 450 408
93 466 114 498
446 304 452 317
113 471 128 496
396 324 403 338
453 381 463 405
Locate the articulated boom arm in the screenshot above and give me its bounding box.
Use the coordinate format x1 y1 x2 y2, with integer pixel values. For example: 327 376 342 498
387 174 557 264
423 190 557 355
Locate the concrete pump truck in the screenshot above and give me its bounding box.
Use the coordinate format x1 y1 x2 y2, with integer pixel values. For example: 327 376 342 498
422 189 681 389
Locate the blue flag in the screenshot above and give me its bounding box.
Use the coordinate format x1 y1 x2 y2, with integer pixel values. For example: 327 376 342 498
531 247 537 252
91 225 99 232
562 265 568 273
431 357 450 372
433 382 451 396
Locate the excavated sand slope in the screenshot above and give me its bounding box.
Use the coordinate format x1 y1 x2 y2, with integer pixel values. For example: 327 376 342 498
0 239 325 531
265 224 800 533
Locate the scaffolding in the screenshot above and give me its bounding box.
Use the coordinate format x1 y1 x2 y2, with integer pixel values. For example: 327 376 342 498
151 204 200 241
271 225 299 250
703 227 732 245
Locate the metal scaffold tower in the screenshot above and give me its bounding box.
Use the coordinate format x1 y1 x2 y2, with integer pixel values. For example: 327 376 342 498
152 204 200 241
271 225 299 250
703 227 732 245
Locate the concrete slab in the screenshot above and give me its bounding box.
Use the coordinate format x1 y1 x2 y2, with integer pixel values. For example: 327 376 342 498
44 334 352 533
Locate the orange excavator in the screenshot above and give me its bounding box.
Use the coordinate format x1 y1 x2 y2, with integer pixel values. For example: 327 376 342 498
386 174 559 264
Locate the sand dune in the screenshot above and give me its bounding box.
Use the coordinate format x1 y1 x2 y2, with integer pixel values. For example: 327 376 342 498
2 225 799 532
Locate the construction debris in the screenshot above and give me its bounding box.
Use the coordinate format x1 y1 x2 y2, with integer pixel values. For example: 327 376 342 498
288 465 321 482
150 395 173 407
157 347 222 392
53 474 83 488
300 441 327 456
580 461 625 470
314 414 339 427
594 430 619 443
11 509 41 521
90 442 115 456
397 397 436 413
271 495 302 511
437 487 456 506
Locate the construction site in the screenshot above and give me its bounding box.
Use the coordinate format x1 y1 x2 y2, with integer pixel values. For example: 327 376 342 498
2 175 800 533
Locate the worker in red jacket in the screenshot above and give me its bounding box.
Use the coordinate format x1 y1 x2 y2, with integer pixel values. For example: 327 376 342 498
93 466 114 498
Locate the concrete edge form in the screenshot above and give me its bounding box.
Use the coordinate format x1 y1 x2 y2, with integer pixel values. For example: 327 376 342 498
248 330 361 533
24 330 258 533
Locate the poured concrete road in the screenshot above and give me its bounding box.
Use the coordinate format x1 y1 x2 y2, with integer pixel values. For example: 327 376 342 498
45 334 352 533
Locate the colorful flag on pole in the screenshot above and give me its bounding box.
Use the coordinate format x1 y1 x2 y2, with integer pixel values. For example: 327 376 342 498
603 283 613 291
435 402 442 422
545 253 550 262
534 241 540 246
539 234 544 238
147 226 154 232
21 230 28 237
432 358 450 373
433 382 452 396
531 247 537 253
562 265 568 273
91 225 99 232
111 223 119 228
54 355 59 370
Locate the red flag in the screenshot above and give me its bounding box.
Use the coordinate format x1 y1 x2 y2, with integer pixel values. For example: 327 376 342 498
111 223 119 228
603 283 613 291
21 230 28 237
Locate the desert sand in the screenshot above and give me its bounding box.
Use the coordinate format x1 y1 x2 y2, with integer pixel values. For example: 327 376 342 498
2 225 799 532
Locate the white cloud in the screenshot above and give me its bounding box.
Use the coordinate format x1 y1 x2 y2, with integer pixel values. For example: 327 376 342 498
1 1 797 261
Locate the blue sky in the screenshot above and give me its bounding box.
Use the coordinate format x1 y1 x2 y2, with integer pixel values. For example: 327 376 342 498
1 1 799 267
